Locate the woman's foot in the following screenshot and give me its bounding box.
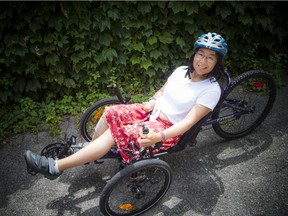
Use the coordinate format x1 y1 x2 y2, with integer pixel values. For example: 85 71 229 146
24 150 62 180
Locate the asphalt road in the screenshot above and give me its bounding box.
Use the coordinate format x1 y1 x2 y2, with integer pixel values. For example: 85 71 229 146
0 77 287 216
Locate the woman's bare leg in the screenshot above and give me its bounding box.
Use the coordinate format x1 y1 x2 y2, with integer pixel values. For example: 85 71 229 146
92 114 109 141
57 129 114 171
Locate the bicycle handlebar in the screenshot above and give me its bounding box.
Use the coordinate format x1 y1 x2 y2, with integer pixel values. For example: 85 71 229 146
107 83 131 104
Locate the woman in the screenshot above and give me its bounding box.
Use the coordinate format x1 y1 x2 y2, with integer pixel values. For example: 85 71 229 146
24 32 228 180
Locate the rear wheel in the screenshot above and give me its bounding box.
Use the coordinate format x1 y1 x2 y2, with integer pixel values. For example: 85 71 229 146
80 98 121 142
212 70 276 139
100 159 172 216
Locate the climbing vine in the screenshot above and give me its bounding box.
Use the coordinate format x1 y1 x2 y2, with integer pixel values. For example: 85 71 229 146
0 1 287 141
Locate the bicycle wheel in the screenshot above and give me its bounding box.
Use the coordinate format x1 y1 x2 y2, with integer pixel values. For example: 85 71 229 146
100 159 172 216
80 98 121 142
212 70 276 139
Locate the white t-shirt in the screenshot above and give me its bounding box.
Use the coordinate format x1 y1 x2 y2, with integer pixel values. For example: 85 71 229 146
150 66 221 124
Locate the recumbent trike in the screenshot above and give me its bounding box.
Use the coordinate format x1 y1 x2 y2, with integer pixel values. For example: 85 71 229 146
28 69 276 216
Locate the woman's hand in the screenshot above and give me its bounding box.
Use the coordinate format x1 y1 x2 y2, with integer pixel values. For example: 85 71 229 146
142 100 156 112
138 129 162 147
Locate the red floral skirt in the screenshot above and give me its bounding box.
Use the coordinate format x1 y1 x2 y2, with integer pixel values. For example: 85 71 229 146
104 103 181 163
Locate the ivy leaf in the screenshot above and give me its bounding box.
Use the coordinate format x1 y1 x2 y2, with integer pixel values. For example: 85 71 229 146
137 2 151 14
74 43 85 51
99 19 111 32
168 2 185 14
14 78 26 93
107 8 120 21
64 78 76 88
238 15 253 26
140 59 152 70
133 42 144 51
29 18 42 32
130 55 141 65
0 91 12 103
185 2 199 16
26 79 41 92
147 36 158 45
102 48 117 61
216 4 231 19
45 54 59 66
54 74 64 84
44 34 54 44
71 53 81 64
199 1 214 8
99 33 113 46
185 23 197 35
158 32 173 44
176 37 186 48
150 50 162 59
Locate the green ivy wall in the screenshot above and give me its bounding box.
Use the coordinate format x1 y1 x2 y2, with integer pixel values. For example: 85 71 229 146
0 1 287 140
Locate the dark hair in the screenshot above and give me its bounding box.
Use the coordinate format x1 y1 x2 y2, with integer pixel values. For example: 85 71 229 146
185 48 224 81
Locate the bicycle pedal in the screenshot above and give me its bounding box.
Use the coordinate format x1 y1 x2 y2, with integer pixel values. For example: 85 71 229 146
27 167 37 176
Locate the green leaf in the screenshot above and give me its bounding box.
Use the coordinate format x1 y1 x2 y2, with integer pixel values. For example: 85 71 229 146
44 34 54 44
137 2 151 14
29 18 42 32
14 78 26 92
199 1 214 8
102 48 117 61
99 19 111 32
216 4 231 19
130 55 141 65
4 34 18 47
133 42 144 51
71 53 81 64
185 2 199 16
107 8 120 21
0 91 12 102
140 58 152 70
150 50 162 59
147 36 158 45
64 78 76 88
74 43 85 51
54 74 64 84
26 79 41 92
99 33 113 46
176 37 186 48
45 54 59 66
238 15 253 26
158 32 174 44
168 2 185 14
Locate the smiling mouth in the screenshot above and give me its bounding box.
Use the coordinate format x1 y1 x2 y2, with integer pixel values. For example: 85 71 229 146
197 64 207 69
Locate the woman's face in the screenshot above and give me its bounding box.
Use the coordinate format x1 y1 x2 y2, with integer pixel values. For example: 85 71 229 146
193 48 217 76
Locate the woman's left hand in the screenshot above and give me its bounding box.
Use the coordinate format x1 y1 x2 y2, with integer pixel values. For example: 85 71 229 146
137 129 162 147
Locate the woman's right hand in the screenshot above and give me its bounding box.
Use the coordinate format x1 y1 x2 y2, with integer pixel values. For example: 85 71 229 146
142 100 156 112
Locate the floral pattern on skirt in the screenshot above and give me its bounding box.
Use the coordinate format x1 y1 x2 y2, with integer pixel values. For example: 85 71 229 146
104 103 181 164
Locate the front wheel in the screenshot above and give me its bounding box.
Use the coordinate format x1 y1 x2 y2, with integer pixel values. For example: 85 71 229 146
212 70 276 139
80 98 122 142
100 159 172 216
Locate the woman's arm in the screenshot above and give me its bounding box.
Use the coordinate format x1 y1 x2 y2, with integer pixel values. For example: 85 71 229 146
139 104 212 146
142 82 168 112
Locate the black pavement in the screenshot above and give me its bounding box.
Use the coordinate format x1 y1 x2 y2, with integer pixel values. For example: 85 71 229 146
0 77 288 216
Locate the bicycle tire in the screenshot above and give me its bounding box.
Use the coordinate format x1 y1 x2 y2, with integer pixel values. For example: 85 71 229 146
100 159 172 216
212 70 276 139
80 98 122 142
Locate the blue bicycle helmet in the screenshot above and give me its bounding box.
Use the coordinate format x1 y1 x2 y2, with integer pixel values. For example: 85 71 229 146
194 32 228 57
